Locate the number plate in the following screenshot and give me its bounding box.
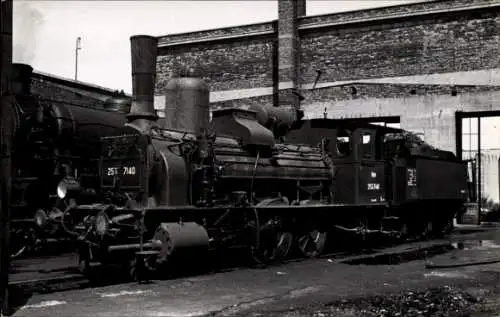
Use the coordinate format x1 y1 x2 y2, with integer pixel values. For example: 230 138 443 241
367 183 380 190
407 168 417 186
105 166 137 176
101 161 141 188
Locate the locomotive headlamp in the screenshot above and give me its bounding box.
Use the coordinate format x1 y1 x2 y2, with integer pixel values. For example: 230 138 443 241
56 177 81 199
34 209 48 228
95 212 110 236
56 182 67 199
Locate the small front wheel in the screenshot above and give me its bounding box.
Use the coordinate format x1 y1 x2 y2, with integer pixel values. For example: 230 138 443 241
131 251 158 283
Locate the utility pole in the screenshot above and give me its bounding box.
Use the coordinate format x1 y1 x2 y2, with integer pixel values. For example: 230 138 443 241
75 36 82 81
477 117 482 225
0 0 13 315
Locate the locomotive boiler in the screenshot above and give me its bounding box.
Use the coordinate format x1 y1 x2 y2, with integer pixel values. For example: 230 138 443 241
68 34 476 280
5 63 131 257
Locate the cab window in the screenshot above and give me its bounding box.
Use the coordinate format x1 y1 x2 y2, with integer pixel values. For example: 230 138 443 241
336 129 351 157
361 132 373 159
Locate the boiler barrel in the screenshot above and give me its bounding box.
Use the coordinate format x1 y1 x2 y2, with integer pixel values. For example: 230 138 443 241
104 96 132 113
47 104 127 158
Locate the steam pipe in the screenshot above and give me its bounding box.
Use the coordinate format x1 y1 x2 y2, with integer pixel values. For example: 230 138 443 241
334 225 401 237
108 242 157 252
126 35 159 133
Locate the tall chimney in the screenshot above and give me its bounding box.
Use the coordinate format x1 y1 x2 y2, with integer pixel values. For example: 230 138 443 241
127 35 159 132
277 0 306 110
11 63 33 95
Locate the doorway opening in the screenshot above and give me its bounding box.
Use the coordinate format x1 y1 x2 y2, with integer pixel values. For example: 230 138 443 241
457 111 500 223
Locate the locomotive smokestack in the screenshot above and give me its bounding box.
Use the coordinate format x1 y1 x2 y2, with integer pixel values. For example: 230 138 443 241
11 63 33 95
127 35 158 132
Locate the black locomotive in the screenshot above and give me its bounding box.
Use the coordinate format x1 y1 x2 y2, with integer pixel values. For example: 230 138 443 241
68 35 476 278
4 63 131 258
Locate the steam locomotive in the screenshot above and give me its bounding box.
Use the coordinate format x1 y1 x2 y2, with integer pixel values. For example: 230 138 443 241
4 63 131 258
68 35 475 279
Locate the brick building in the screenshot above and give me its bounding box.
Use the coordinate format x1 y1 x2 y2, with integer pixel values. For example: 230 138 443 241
30 69 129 108
153 0 500 156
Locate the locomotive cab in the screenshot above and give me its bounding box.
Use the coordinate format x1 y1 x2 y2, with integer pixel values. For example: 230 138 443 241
328 124 387 206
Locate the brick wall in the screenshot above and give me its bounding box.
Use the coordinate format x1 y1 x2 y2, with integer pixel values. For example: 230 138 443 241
156 0 500 97
304 83 500 104
156 34 276 93
300 8 500 84
211 83 500 109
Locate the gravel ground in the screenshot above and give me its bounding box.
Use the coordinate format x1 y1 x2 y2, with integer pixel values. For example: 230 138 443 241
227 286 499 317
211 229 500 317
12 228 500 317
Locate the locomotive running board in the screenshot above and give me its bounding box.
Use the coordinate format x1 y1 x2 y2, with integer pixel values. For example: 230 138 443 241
71 202 388 213
68 203 389 228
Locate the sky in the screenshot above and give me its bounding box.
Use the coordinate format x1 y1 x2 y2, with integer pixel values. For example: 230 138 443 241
13 0 424 93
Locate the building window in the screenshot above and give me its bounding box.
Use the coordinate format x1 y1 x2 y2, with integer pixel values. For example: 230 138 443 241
462 117 478 160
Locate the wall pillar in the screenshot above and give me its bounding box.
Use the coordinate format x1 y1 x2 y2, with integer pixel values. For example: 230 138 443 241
276 0 306 109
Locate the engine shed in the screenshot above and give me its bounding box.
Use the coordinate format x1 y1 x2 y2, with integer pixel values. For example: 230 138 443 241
153 0 500 217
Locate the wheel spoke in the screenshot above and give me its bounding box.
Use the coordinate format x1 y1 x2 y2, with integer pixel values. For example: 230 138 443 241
247 199 293 264
247 218 292 264
253 230 293 263
298 230 327 258
262 231 293 261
